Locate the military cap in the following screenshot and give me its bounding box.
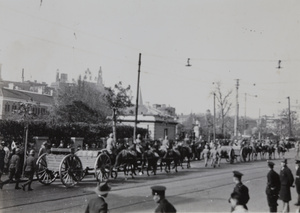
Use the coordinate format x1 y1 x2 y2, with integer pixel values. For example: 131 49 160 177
281 159 287 164
29 150 35 155
233 171 243 178
267 161 275 167
296 160 300 165
151 185 166 197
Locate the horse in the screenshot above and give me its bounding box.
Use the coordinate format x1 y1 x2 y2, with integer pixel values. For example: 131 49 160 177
177 145 192 169
276 144 286 159
262 144 276 160
141 143 160 176
240 145 254 162
156 148 180 173
113 149 139 179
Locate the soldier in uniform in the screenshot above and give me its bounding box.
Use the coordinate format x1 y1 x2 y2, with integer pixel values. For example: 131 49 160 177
294 160 300 206
22 150 36 191
229 192 247 213
0 148 22 190
230 171 250 212
279 158 294 213
151 185 176 213
266 161 281 212
85 182 111 213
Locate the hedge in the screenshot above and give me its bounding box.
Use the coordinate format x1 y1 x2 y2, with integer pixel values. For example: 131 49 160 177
0 120 148 147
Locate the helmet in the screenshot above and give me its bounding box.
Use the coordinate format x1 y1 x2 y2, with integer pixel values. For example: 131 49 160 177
29 150 35 155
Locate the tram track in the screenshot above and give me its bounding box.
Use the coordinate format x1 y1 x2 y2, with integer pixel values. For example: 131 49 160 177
0 159 277 212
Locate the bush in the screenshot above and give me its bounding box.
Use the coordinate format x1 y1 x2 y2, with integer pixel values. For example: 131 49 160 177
0 120 147 147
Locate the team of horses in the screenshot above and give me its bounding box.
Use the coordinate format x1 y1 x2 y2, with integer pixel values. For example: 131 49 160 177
110 140 193 179
107 139 290 180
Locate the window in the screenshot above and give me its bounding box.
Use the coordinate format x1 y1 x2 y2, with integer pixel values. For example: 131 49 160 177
41 108 46 115
5 103 10 112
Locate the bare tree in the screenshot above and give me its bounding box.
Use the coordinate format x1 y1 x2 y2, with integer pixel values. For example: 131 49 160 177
213 82 233 137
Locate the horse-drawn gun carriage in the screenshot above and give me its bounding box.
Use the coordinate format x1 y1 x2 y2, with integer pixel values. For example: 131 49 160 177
36 147 115 188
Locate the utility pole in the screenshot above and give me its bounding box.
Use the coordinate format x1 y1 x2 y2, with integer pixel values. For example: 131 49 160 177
234 79 240 137
258 108 261 140
244 93 247 135
287 96 292 137
213 93 216 143
133 53 142 141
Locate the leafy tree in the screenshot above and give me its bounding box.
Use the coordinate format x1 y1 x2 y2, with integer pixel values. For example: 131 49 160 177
105 82 133 141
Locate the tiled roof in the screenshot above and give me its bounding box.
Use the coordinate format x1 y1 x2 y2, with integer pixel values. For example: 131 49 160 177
1 88 53 105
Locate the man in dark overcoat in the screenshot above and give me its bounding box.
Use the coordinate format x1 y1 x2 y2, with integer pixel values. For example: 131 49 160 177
295 159 300 206
151 185 176 213
230 171 250 212
85 182 111 213
266 161 281 212
279 158 294 213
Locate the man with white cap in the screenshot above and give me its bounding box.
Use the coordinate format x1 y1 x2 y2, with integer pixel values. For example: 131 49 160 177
151 185 176 213
85 182 111 213
22 149 36 191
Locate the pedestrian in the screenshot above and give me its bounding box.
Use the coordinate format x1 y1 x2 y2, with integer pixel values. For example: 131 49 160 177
2 141 10 174
279 158 294 213
85 182 111 213
229 192 248 213
229 171 250 212
201 145 210 167
295 159 300 206
0 143 5 182
21 150 36 191
295 141 300 158
266 161 281 213
150 185 176 213
210 146 219 168
38 141 48 157
0 148 22 190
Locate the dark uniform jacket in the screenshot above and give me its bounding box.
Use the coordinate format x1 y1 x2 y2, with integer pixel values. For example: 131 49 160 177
233 183 250 206
24 156 36 172
9 154 20 171
155 198 176 213
279 166 294 202
266 169 281 195
85 196 107 213
295 166 300 194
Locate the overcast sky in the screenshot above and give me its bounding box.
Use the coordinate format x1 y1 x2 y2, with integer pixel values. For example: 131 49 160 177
0 0 299 118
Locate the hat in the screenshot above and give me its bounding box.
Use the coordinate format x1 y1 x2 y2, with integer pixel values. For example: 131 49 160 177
29 150 35 155
151 185 166 197
267 161 275 167
233 171 243 178
94 182 111 195
281 159 287 164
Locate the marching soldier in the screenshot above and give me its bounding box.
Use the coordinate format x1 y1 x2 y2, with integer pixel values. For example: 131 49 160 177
0 148 22 190
266 161 281 212
279 158 294 213
151 185 176 213
22 150 37 191
230 171 250 212
295 160 300 206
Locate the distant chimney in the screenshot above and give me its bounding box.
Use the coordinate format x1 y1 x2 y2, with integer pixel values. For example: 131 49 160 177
56 69 60 82
22 68 24 83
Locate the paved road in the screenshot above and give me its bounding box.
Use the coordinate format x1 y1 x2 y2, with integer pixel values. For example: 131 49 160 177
1 149 300 212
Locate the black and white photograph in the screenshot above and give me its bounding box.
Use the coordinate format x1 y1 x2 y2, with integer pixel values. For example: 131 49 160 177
0 0 300 212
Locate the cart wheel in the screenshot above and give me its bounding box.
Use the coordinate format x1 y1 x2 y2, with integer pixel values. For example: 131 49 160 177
94 153 111 182
36 153 58 185
59 154 83 188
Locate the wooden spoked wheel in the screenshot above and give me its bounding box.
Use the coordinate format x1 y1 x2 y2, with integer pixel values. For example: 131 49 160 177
59 154 83 188
36 153 58 185
94 153 112 182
